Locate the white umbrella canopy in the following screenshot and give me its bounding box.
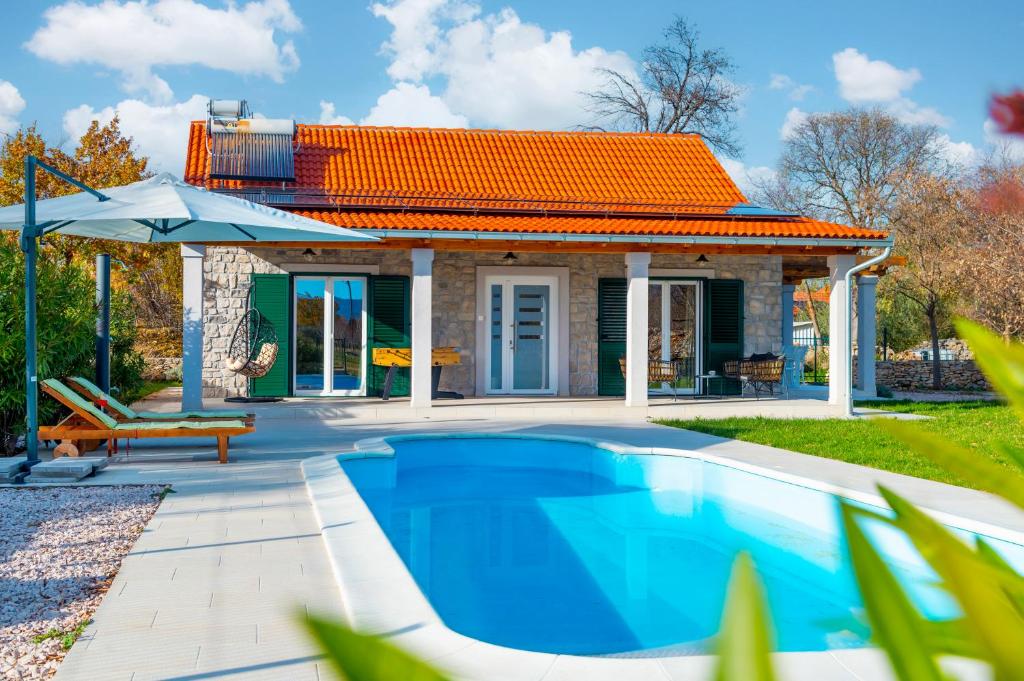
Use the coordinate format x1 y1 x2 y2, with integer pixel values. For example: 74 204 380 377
8 161 379 471
0 172 377 243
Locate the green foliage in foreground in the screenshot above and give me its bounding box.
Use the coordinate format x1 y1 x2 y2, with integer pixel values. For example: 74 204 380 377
302 613 449 681
657 399 1023 489
302 319 1024 681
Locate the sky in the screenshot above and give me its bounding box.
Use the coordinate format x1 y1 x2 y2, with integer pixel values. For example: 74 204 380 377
1 0 1022 190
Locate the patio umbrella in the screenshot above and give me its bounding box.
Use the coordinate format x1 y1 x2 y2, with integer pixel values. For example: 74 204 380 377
0 157 378 467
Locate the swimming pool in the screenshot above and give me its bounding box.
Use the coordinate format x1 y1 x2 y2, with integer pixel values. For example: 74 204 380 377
318 434 1024 658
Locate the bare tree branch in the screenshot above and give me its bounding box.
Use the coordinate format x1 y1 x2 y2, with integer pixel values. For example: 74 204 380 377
582 17 742 156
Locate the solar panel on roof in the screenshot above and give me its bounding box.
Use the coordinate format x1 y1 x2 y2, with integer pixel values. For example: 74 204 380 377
726 203 798 217
208 114 297 182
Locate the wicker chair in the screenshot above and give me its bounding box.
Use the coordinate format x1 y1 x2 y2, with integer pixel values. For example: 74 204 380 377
722 354 786 399
618 357 688 400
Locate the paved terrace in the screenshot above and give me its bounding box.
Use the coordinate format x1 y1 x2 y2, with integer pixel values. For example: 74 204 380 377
147 386 894 422
48 394 1022 681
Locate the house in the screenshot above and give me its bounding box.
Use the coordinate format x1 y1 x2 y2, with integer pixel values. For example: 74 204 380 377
181 104 891 409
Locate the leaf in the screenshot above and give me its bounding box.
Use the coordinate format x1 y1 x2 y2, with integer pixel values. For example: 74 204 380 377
713 553 777 681
839 500 945 681
994 441 1024 475
920 619 982 658
878 487 1024 677
976 538 1024 617
875 420 1024 509
302 614 452 681
956 319 1024 418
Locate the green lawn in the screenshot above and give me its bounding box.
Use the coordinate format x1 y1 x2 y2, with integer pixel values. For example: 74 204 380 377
126 379 181 404
657 400 1022 489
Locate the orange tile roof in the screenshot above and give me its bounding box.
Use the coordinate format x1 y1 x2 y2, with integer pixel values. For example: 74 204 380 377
184 122 888 241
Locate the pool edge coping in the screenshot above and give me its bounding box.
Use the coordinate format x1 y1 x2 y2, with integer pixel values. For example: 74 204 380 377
302 432 1006 681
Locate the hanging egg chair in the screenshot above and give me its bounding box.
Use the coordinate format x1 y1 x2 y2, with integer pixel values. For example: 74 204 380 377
226 286 279 379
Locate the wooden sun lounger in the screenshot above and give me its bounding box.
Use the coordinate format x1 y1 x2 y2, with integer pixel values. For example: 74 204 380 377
67 376 255 427
39 379 253 464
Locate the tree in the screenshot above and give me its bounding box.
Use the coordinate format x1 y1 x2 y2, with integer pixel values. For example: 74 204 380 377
954 161 1024 341
888 174 964 388
752 108 946 229
583 17 742 156
0 118 184 349
752 108 953 384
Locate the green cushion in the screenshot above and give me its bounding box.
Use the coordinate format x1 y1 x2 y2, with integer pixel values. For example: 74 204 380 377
134 409 249 420
43 379 119 429
114 420 247 431
68 376 137 418
70 377 248 421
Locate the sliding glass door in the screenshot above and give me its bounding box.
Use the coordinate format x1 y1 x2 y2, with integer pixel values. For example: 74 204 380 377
647 281 701 395
293 276 367 396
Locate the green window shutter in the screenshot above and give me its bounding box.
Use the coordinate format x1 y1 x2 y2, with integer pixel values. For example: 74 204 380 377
368 275 411 397
704 279 744 395
597 278 627 396
250 274 291 397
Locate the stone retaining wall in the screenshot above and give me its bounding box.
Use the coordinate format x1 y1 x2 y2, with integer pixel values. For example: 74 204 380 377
142 356 181 381
200 246 783 398
874 359 990 391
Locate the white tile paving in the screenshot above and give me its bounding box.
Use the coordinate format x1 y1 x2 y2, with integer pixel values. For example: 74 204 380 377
47 395 1022 681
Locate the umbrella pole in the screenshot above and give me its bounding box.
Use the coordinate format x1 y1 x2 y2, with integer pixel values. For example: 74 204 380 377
22 156 38 467
96 254 111 393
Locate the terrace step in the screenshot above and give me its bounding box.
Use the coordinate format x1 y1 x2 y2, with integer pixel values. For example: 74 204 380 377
1 456 28 482
25 457 109 483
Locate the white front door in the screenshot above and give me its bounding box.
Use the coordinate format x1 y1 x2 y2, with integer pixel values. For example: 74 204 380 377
293 276 367 396
485 275 559 395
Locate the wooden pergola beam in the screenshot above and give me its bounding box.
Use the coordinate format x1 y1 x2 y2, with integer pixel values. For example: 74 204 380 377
199 237 865 257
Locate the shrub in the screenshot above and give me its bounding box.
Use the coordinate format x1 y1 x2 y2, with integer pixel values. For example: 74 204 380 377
0 240 146 454
0 239 94 454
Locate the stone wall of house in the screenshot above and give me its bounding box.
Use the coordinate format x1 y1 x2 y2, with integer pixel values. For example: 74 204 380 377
200 246 782 398
873 360 990 391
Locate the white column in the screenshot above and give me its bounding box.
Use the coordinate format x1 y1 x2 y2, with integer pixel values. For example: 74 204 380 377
624 252 651 407
410 248 434 409
781 284 796 353
857 275 879 397
828 255 856 406
181 244 206 411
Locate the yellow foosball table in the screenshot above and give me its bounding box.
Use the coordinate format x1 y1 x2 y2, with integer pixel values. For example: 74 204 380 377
371 347 464 400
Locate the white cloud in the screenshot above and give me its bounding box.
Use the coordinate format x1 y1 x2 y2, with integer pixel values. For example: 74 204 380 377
831 48 956 129
983 119 1024 162
369 1 634 129
780 107 808 140
360 82 468 127
832 48 920 103
318 101 354 125
0 80 26 134
28 0 301 103
886 98 949 127
62 94 208 173
935 134 978 167
719 158 774 197
768 73 812 101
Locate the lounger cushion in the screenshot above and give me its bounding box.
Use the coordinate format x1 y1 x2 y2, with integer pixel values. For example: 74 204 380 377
43 379 119 429
134 409 249 420
113 420 247 431
70 377 248 420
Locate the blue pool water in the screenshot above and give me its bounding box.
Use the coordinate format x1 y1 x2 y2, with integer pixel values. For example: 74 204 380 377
340 436 1024 656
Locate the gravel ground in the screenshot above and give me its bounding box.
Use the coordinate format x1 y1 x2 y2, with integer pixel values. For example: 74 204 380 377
0 485 163 680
